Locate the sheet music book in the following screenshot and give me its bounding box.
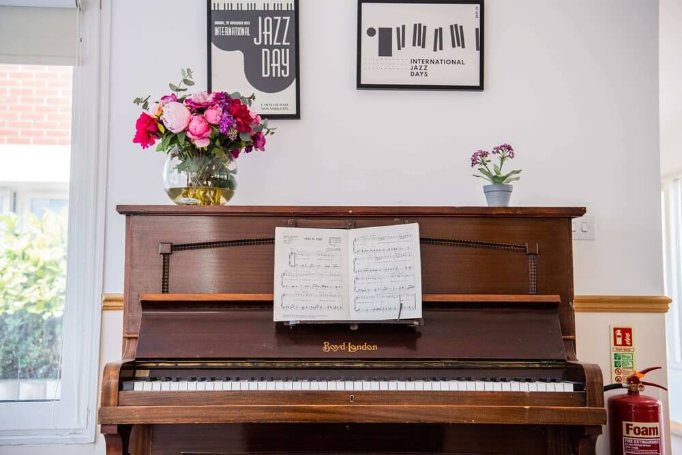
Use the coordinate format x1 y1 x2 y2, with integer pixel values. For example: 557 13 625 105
273 223 422 322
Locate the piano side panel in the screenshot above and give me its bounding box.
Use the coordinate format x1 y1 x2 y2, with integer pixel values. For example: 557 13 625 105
121 210 577 359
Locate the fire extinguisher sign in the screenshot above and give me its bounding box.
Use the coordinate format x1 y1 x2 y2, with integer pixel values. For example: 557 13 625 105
610 326 636 384
622 421 661 454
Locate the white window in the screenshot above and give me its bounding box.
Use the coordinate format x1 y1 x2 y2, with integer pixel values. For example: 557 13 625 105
662 176 682 426
0 0 106 445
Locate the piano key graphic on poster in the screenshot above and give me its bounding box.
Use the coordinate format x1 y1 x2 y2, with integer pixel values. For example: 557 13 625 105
209 0 300 118
358 1 483 89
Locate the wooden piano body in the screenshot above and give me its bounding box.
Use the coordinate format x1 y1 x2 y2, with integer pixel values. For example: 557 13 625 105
100 206 606 454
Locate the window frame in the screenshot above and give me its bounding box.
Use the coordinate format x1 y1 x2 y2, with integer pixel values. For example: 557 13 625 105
0 0 108 445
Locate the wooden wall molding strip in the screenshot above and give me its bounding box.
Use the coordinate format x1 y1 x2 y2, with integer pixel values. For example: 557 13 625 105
102 293 123 311
574 295 671 314
102 294 671 314
671 420 682 436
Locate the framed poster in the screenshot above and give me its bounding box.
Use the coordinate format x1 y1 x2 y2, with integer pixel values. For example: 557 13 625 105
357 0 483 90
208 0 300 119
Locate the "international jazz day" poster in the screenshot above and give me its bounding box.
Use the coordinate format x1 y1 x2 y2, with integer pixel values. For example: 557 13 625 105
209 0 300 118
358 0 483 90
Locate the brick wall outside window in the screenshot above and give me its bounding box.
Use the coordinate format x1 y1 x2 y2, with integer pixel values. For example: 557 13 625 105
0 64 73 146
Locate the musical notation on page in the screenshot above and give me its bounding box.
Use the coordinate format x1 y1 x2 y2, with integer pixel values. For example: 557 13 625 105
273 224 422 322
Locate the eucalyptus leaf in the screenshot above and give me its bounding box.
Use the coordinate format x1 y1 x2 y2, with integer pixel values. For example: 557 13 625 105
240 132 252 142
183 78 195 86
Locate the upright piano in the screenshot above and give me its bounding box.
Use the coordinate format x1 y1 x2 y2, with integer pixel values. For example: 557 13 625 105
99 206 606 455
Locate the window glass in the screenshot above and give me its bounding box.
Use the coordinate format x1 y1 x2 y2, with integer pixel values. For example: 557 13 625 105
0 63 71 402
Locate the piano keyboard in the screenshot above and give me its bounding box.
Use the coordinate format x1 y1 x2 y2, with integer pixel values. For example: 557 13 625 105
123 378 579 393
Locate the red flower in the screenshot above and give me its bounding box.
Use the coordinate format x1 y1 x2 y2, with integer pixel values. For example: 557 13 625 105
227 99 254 134
133 112 159 149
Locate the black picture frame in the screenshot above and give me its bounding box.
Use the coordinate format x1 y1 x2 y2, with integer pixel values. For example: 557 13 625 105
357 0 484 90
207 0 300 119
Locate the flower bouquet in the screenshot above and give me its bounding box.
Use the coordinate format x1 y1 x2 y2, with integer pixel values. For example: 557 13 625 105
132 68 274 205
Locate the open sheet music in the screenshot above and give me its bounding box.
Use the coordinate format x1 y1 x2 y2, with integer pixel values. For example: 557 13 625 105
273 224 422 322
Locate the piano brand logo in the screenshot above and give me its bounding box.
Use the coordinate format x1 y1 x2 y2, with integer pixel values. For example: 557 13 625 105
322 341 378 353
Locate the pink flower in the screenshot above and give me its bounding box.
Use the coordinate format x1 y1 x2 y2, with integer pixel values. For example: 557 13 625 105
253 114 262 125
204 104 222 125
184 91 215 110
159 93 178 106
160 102 191 133
186 114 211 148
252 131 266 151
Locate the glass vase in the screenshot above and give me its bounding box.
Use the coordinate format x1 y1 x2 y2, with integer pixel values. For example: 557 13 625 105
163 153 237 206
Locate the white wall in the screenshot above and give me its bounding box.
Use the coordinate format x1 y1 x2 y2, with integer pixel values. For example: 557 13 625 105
660 0 682 176
4 0 666 453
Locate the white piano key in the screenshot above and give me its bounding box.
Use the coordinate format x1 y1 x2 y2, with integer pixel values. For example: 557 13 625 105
423 381 432 391
354 380 363 391
388 381 398 391
161 381 171 391
397 381 407 391
483 382 494 392
318 381 328 391
465 381 477 391
379 381 389 391
528 382 538 392
405 381 416 391
310 381 319 391
301 381 311 391
142 381 153 392
344 381 354 391
361 381 372 391
134 382 143 391
474 381 485 392
510 381 521 392
196 381 207 391
275 381 284 391
265 381 275 391
257 381 268 390
188 381 198 391
501 382 512 392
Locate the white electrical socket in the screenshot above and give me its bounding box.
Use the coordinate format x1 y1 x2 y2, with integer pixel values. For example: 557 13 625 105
572 215 595 240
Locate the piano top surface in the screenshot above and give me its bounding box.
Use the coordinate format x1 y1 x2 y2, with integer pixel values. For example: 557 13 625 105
117 205 587 217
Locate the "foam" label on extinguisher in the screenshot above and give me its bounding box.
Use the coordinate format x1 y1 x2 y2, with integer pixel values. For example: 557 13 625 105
622 421 661 455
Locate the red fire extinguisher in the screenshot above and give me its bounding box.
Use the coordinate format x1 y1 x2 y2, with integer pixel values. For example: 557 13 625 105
604 367 668 455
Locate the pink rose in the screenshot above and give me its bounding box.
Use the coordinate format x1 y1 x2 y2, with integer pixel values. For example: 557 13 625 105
204 104 222 125
186 114 211 148
160 102 191 133
253 114 262 125
184 91 215 110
